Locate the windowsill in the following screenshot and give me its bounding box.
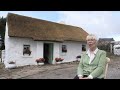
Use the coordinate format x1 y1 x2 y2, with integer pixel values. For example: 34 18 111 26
61 52 67 56
22 55 33 58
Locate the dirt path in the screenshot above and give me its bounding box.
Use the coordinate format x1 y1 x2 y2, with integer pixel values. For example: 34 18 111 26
0 54 120 79
0 62 79 79
106 55 120 79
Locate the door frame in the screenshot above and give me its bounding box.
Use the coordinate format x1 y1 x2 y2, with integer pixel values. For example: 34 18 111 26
43 43 54 64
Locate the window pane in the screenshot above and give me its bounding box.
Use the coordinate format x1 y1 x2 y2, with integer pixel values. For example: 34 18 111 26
62 45 67 53
82 45 86 51
23 45 31 55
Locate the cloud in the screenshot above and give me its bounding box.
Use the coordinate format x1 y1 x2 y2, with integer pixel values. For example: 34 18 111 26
57 11 120 41
1 11 120 41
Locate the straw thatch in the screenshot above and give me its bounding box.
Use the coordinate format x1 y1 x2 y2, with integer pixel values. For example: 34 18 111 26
7 13 88 42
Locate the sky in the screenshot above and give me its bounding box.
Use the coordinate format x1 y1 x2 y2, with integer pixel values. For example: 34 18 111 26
0 11 120 41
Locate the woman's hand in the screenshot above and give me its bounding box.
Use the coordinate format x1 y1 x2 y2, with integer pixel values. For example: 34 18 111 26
79 77 90 79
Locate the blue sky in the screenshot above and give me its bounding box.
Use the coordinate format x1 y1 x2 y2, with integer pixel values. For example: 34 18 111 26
0 11 120 41
0 11 59 22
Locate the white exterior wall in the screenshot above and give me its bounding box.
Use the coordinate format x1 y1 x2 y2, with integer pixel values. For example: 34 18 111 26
53 42 60 64
4 22 10 67
59 41 87 62
113 45 120 55
4 23 44 67
1 50 5 63
5 22 87 67
36 41 43 59
52 41 87 64
5 37 38 67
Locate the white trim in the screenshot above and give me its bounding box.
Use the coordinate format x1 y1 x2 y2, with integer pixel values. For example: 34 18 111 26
61 52 66 56
22 55 33 58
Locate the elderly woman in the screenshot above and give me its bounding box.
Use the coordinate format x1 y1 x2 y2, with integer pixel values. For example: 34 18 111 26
74 34 107 79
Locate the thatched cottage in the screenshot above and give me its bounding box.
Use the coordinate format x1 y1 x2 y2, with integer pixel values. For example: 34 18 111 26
4 13 88 67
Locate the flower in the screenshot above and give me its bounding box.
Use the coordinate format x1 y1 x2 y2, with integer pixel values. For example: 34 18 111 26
36 58 45 63
23 50 31 56
55 58 64 62
60 58 64 61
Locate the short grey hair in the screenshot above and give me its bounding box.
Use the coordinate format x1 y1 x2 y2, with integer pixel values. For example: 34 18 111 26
86 34 98 41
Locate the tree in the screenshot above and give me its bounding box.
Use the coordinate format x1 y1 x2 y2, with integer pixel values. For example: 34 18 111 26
0 16 6 50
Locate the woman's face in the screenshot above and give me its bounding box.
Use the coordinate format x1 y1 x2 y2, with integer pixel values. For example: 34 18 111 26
87 38 97 49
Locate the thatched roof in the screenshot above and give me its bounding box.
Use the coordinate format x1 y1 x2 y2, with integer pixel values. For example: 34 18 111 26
7 13 88 42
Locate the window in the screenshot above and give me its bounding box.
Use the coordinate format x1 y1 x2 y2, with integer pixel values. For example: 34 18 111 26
62 45 67 53
82 45 86 51
115 47 120 49
23 45 31 56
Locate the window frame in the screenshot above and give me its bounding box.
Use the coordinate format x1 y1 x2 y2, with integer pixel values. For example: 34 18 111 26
23 45 31 56
82 44 86 51
62 45 67 53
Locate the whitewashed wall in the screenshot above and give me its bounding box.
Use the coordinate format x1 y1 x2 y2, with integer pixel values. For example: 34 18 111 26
4 23 44 67
59 41 87 63
36 41 43 59
5 37 38 67
5 22 87 67
1 50 5 63
53 42 60 64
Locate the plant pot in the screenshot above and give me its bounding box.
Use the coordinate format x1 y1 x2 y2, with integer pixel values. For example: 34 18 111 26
7 64 16 69
37 62 44 65
77 58 81 61
56 61 62 64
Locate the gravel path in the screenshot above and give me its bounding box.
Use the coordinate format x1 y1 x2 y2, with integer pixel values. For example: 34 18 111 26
20 64 77 79
0 54 120 79
0 62 79 79
106 56 120 79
